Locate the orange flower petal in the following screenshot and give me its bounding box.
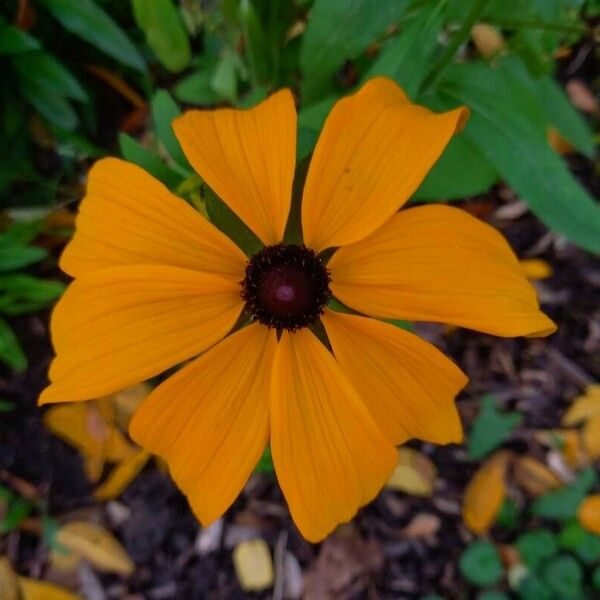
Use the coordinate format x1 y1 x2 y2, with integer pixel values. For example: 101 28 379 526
61 158 247 281
270 329 397 542
130 323 276 525
301 77 468 251
578 495 600 535
40 265 243 404
173 90 296 245
321 310 466 445
329 205 556 337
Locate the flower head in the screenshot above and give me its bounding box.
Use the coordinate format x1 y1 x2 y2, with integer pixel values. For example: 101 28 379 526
40 78 555 542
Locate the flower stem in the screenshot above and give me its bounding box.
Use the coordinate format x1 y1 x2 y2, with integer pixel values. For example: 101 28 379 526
421 0 490 94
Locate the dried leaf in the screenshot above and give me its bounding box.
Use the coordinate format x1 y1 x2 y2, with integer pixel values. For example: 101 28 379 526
578 495 600 535
44 402 137 483
386 447 437 497
400 513 441 539
93 449 150 500
108 383 151 430
18 577 82 600
471 23 505 57
583 414 600 460
520 258 553 280
562 385 600 426
566 79 599 113
56 521 134 576
0 556 20 600
514 456 562 497
233 539 274 592
303 535 384 599
463 451 510 534
547 128 575 156
50 546 81 573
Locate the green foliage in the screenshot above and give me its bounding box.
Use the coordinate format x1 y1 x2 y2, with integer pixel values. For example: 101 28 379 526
0 220 64 371
467 394 522 460
300 0 408 102
559 520 600 564
255 447 274 474
459 541 504 586
0 486 33 534
39 0 146 72
531 467 596 519
132 0 191 73
516 529 558 568
542 555 583 599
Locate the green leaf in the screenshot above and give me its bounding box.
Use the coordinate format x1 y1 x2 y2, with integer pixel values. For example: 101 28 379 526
0 497 33 534
496 497 520 529
118 133 182 189
0 220 43 246
40 0 146 72
0 275 64 303
150 90 190 169
439 60 600 254
174 70 220 105
203 185 262 257
468 394 522 460
413 135 498 201
516 529 558 568
132 0 191 73
211 48 240 103
517 574 553 600
300 0 409 102
0 23 40 54
0 317 26 372
459 541 504 586
17 77 79 130
367 0 447 98
12 51 88 102
535 76 595 158
559 520 600 564
477 593 510 600
238 0 271 85
531 467 597 519
0 400 15 413
0 246 47 271
542 555 583 599
254 447 274 474
593 565 600 591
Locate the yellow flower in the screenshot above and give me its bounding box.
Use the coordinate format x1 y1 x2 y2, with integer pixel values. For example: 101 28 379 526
39 78 555 542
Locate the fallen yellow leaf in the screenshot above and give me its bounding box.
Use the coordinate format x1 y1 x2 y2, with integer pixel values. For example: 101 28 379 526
233 539 274 592
18 578 82 600
463 451 510 535
108 383 151 430
471 23 505 57
94 450 151 501
562 385 600 426
578 495 600 535
513 456 561 497
56 521 134 576
44 403 137 484
583 414 600 460
520 258 553 280
0 556 20 600
386 447 437 497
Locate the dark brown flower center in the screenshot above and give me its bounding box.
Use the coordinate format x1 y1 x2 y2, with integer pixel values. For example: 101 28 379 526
241 244 331 331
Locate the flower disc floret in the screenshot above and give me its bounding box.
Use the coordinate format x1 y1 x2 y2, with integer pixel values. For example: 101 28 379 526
241 243 331 331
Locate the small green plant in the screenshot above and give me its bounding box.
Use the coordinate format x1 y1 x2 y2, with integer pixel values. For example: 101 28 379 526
0 220 64 371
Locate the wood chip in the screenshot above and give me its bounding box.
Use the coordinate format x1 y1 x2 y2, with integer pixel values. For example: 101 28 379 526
233 539 274 592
